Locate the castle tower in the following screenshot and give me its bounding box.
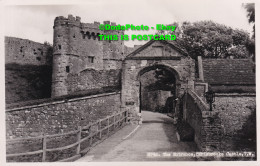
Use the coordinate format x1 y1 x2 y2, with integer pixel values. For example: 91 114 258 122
51 15 125 97
102 21 125 70
52 15 81 97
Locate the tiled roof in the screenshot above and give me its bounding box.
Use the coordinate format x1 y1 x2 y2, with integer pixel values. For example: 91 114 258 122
202 59 255 85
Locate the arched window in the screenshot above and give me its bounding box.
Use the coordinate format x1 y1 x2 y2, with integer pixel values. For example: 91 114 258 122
97 33 100 41
91 32 96 40
86 31 91 39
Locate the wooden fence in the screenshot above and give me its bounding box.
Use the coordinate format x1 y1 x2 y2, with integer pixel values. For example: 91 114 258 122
6 110 128 162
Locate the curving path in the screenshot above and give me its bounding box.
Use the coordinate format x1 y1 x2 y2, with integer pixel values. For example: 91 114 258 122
76 111 197 161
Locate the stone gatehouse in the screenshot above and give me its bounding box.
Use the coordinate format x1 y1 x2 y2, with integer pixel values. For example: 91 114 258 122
121 40 196 122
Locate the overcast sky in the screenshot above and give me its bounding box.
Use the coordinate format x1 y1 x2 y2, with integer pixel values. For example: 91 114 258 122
3 0 255 47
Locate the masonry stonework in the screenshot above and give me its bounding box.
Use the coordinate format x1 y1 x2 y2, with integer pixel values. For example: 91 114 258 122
52 15 125 97
66 69 121 94
184 90 222 151
213 94 256 150
5 37 53 103
6 92 121 139
121 40 195 123
5 36 53 66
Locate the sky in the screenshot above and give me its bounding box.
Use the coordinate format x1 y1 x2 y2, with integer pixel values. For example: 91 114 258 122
3 0 256 47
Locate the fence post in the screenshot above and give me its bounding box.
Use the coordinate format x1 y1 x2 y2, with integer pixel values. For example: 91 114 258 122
76 126 81 154
89 124 93 146
125 110 128 123
117 114 119 127
107 118 110 134
42 135 47 162
99 120 102 139
118 114 120 126
113 115 115 130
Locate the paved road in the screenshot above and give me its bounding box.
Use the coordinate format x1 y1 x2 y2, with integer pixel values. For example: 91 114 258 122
76 111 197 161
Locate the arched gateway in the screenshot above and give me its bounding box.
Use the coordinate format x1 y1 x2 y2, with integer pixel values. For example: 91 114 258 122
121 40 196 123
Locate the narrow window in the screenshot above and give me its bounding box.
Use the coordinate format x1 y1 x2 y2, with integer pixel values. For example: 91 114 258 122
58 45 61 49
91 32 96 40
97 33 100 41
88 56 94 63
86 32 91 39
66 66 70 73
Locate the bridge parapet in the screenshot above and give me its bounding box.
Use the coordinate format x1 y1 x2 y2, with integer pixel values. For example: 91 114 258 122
182 90 222 152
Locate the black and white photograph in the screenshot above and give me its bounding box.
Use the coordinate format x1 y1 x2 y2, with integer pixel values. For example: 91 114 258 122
1 0 258 164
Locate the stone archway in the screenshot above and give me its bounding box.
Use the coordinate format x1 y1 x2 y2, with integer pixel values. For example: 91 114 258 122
138 64 180 114
121 40 195 123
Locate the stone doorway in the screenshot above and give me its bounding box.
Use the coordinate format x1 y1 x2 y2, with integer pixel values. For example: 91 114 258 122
139 65 177 115
121 40 195 124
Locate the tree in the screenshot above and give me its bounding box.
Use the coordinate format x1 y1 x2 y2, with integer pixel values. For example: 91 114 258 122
153 20 254 85
157 21 253 60
243 3 255 38
145 69 175 91
243 3 255 61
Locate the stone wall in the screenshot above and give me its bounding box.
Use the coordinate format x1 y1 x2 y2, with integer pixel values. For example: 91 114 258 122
184 90 222 151
213 93 256 150
184 91 256 151
6 92 121 139
66 69 121 94
5 37 53 103
5 36 52 66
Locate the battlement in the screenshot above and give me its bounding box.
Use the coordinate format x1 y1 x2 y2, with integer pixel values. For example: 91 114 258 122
54 15 123 36
54 14 81 27
54 14 81 22
54 14 118 31
81 22 101 33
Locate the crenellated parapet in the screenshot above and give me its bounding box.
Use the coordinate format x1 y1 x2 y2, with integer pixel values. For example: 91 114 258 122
54 15 81 27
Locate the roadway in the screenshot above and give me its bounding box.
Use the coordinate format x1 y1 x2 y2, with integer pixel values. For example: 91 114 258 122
76 111 197 161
